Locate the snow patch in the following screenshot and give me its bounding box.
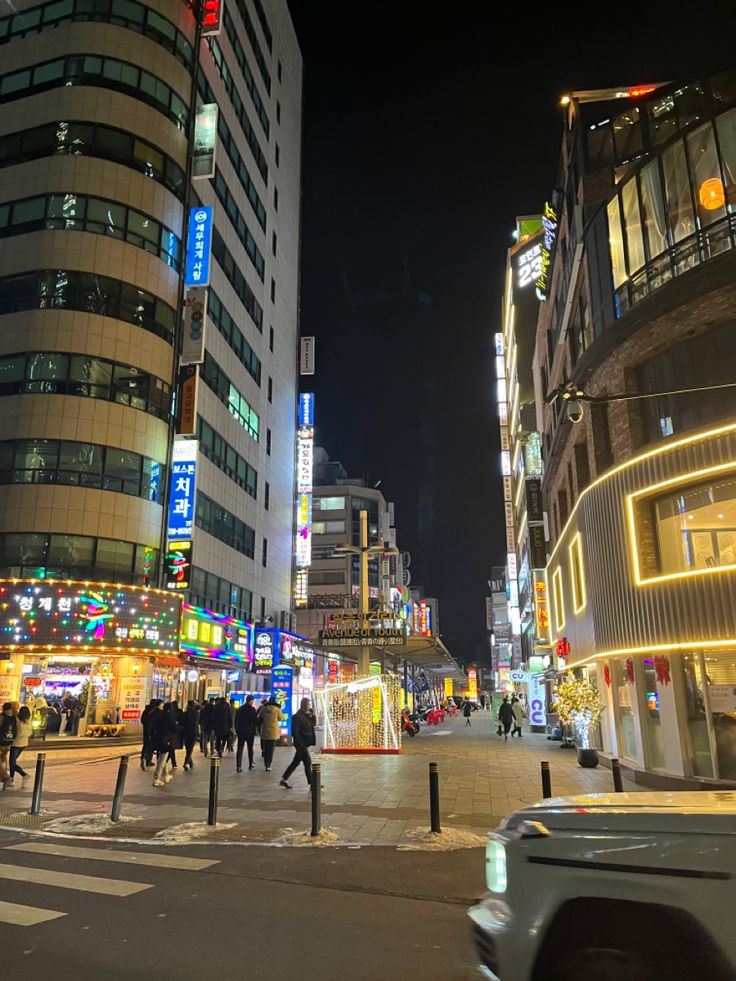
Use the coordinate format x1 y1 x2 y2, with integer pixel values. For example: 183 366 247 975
275 827 339 847
43 813 141 834
398 827 488 850
153 822 236 843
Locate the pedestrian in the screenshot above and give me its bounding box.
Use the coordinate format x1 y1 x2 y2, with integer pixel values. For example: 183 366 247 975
0 702 16 787
150 701 174 787
166 700 184 768
199 697 215 756
511 696 526 738
212 696 232 757
280 698 317 788
227 698 237 753
9 705 31 781
498 696 514 740
463 699 473 727
256 697 269 758
259 697 282 772
234 695 258 772
139 698 159 771
182 700 199 770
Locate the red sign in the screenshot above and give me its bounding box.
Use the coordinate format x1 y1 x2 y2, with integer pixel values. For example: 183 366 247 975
24 677 42 687
121 709 141 721
327 660 338 684
201 0 222 35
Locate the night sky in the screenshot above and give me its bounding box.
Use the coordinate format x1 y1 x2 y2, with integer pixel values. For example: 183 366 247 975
286 3 731 664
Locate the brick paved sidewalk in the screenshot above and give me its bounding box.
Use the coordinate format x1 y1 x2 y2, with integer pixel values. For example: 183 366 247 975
0 712 636 845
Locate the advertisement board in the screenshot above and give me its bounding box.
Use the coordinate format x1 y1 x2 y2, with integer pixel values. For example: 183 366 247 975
184 206 213 287
0 582 181 653
180 605 252 665
271 665 293 736
120 677 147 721
167 439 198 540
165 539 192 591
181 287 207 364
192 103 218 179
253 629 275 675
318 627 406 649
300 337 315 375
528 672 547 728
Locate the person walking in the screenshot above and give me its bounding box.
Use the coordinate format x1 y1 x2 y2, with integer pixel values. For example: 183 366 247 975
199 697 214 756
510 696 525 737
259 697 282 772
463 699 473 727
212 696 232 757
150 702 174 787
9 705 31 781
226 698 237 753
139 698 159 771
166 700 184 768
498 696 514 741
182 700 199 770
234 695 258 772
0 703 16 788
280 698 316 788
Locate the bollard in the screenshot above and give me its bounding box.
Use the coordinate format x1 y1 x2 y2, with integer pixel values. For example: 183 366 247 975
541 760 552 799
30 752 46 816
110 755 129 823
310 762 322 837
429 761 441 834
207 755 220 826
611 757 624 793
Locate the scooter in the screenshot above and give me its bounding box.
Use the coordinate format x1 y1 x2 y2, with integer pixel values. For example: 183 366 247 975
401 711 420 737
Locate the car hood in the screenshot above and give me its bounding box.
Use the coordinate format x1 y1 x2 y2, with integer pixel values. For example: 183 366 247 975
502 791 736 835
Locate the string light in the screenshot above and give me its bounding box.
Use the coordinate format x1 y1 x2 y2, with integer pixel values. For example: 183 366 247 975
316 674 402 753
553 672 604 749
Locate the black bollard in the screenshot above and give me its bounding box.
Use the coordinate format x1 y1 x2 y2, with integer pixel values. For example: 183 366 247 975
110 755 129 823
429 761 441 833
30 752 46 816
541 760 552 799
207 755 220 826
310 762 322 837
611 757 624 793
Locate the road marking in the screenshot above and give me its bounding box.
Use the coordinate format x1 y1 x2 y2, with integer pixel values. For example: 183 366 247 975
6 843 219 872
0 862 152 896
0 899 66 926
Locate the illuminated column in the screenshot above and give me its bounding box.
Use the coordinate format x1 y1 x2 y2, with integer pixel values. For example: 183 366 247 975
357 509 370 676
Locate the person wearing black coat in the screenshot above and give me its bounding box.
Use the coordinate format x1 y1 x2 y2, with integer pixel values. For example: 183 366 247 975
212 697 232 757
234 695 258 772
199 698 215 756
498 697 514 741
182 700 199 770
463 699 473 727
150 702 173 786
139 699 160 770
166 700 184 768
280 698 317 789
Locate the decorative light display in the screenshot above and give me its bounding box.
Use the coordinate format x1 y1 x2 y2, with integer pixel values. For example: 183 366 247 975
553 672 604 750
294 393 314 605
179 603 252 665
315 674 402 753
0 580 182 653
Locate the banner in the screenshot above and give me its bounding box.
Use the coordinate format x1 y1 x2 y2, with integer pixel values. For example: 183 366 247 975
184 206 213 287
181 287 207 365
300 337 315 375
192 103 218 179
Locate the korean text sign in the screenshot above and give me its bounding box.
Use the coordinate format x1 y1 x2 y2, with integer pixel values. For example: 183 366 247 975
184 206 213 287
167 439 198 540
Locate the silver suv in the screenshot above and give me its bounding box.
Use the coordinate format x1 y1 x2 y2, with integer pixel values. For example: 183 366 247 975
468 792 736 981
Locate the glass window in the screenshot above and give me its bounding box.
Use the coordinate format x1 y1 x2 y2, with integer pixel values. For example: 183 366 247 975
639 161 668 258
86 197 126 238
675 82 708 129
642 659 665 769
104 449 141 494
46 534 95 573
648 93 677 147
611 659 641 762
312 520 345 535
687 123 727 226
715 109 736 208
681 653 715 778
712 68 736 108
1 69 31 94
26 352 68 381
127 209 159 249
12 197 46 226
622 178 645 273
613 107 643 161
47 192 84 229
607 197 627 288
95 538 134 578
662 140 696 243
314 496 346 511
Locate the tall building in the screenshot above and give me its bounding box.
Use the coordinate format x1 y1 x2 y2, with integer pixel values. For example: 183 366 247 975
0 1 301 706
535 69 736 784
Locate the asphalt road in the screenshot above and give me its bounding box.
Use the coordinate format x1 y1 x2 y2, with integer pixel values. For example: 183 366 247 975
0 829 483 980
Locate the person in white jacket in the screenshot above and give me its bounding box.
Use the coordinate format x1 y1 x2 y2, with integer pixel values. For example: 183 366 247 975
511 696 526 738
10 705 31 780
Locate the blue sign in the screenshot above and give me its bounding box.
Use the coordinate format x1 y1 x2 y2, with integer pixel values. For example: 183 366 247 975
271 665 293 737
298 392 314 428
167 439 198 539
184 206 213 286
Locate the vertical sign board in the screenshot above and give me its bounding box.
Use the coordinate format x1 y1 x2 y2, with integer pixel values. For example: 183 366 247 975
177 365 198 435
295 394 314 602
120 677 147 722
200 0 223 36
528 672 547 728
167 439 198 540
165 539 193 591
181 288 207 365
467 668 478 700
271 665 293 736
253 629 275 676
300 336 316 375
192 103 218 179
444 677 453 699
184 206 213 287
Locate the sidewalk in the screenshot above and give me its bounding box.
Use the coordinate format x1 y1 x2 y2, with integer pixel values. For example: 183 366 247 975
0 712 637 845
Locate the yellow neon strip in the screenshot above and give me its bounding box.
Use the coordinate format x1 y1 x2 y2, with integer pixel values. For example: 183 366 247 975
552 566 565 631
514 468 526 508
567 638 736 669
547 420 736 566
516 509 528 544
511 438 522 473
626 460 736 586
568 532 587 613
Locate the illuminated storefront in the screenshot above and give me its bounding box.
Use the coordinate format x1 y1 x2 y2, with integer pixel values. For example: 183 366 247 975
0 580 181 732
178 603 253 699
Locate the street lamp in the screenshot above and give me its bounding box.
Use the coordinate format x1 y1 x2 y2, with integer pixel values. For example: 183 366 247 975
333 509 399 674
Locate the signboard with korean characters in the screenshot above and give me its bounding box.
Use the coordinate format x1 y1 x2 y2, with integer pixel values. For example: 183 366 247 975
253 629 275 675
120 677 147 722
0 581 181 653
167 439 198 540
184 206 213 287
179 605 252 665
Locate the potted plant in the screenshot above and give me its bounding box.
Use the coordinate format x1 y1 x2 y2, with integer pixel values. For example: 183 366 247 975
553 673 604 767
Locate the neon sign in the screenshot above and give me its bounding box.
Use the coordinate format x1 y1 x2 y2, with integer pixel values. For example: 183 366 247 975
535 201 558 300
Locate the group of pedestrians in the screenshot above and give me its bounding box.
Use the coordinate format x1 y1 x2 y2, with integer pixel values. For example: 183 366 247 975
0 701 32 788
139 694 317 789
497 695 525 740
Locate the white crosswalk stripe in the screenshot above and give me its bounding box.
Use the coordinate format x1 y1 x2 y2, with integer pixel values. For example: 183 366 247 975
0 861 152 896
5 843 219 871
0 899 66 926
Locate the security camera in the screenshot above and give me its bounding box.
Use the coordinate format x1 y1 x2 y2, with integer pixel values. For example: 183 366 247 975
566 399 584 424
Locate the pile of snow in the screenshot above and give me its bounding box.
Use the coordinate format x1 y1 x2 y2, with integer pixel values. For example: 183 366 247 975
153 821 236 843
399 827 488 850
275 826 339 847
44 813 141 835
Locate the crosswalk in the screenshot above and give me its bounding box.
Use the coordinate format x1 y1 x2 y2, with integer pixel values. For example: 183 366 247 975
0 841 219 927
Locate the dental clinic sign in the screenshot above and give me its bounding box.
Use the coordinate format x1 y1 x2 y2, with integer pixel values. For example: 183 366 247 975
167 438 198 540
184 206 213 287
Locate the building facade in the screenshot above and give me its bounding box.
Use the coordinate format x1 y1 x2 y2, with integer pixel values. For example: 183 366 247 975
535 69 736 785
0 0 302 716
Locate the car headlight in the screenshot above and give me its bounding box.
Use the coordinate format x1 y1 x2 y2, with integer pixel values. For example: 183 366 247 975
485 837 507 893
